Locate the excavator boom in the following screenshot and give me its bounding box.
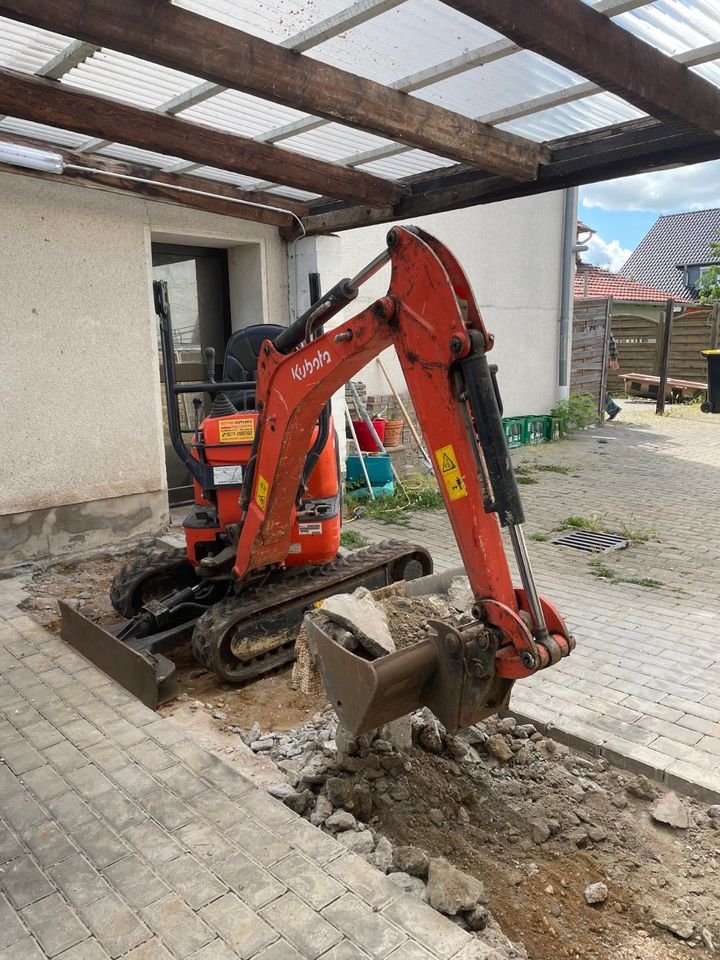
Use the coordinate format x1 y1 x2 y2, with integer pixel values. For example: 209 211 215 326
237 226 574 733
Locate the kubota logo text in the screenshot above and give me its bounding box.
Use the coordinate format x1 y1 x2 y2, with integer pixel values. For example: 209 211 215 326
291 348 332 381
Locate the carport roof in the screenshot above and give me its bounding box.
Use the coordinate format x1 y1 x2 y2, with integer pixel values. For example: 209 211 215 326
0 0 718 235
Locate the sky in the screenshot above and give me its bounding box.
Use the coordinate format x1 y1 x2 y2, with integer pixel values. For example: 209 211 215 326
578 158 720 272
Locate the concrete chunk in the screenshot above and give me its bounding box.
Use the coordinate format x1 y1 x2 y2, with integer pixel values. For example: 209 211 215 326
321 588 395 658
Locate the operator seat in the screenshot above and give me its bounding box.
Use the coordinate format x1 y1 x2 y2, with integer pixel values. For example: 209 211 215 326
222 323 285 412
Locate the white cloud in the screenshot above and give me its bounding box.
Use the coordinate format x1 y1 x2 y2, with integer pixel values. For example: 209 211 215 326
581 159 720 213
583 233 632 272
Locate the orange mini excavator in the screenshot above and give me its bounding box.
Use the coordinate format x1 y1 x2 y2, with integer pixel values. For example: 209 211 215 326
60 226 574 727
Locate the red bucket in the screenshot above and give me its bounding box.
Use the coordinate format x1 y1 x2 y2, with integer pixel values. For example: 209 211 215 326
352 418 386 452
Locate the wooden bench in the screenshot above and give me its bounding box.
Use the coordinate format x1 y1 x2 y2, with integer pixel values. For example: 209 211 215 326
620 372 707 401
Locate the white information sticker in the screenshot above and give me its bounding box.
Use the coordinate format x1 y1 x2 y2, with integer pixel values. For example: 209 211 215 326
213 465 243 485
298 522 323 535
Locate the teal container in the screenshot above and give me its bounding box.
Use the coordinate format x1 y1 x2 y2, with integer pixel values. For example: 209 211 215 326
346 453 393 485
502 417 525 449
525 416 548 445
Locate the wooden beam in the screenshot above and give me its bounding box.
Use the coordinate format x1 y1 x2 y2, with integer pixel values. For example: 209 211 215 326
299 118 720 235
0 132 310 226
0 69 402 207
441 0 720 138
0 0 548 181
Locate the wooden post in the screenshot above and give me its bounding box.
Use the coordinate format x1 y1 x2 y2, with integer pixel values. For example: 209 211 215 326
656 299 674 415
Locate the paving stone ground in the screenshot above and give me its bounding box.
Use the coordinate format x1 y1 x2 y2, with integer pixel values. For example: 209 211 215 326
358 410 720 801
0 589 489 960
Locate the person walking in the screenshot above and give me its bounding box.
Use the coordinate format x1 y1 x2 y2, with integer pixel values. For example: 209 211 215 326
605 332 621 420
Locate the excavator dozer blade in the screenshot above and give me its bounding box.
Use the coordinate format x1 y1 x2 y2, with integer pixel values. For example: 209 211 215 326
59 601 176 710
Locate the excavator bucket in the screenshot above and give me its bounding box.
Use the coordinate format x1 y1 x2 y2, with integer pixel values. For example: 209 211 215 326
304 569 515 736
59 602 177 709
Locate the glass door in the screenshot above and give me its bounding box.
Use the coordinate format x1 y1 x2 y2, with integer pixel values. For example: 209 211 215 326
152 244 231 505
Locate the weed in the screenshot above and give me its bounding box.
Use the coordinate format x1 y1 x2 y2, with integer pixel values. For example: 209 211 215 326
550 392 598 435
619 521 655 544
528 532 549 542
558 514 605 532
587 555 662 589
533 463 581 474
517 475 538 485
340 530 370 549
346 473 444 525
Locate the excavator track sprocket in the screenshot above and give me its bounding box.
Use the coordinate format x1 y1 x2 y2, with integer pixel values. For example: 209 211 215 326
190 539 432 683
110 545 196 619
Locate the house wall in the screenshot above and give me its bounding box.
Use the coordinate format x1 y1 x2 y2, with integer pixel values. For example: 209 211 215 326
307 193 566 423
0 173 289 564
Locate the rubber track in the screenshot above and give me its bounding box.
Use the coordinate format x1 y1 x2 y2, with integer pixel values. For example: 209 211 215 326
109 546 191 619
190 539 431 683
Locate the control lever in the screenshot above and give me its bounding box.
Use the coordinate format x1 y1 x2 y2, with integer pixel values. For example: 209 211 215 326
204 346 216 383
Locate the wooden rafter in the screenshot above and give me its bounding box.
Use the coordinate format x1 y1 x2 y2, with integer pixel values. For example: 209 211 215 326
442 0 720 138
0 133 309 227
0 69 402 208
299 119 720 235
0 0 549 181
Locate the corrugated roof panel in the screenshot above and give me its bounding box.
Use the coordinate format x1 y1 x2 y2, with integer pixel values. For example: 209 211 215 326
276 123 394 163
173 0 356 43
0 117 89 148
413 51 585 118
692 60 720 90
357 148 453 180
306 0 503 85
191 166 274 190
500 92 644 142
63 50 204 110
95 143 185 167
0 17 74 73
615 0 720 56
264 185 322 201
181 89 309 139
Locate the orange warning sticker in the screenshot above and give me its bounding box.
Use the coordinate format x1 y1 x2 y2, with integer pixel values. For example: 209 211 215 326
434 444 467 501
218 418 255 444
256 475 269 510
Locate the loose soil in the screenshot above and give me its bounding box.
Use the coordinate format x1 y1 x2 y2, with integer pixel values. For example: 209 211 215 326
18 553 720 960
19 546 327 731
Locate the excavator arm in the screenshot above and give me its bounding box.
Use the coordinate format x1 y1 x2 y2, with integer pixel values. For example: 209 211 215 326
236 225 574 733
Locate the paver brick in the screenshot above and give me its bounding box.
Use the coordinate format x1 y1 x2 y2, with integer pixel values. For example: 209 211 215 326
128 740 177 772
22 765 69 803
0 891 26 950
157 854 227 910
153 764 208 801
83 741 128 773
66 764 115 800
169 742 215 776
185 790 248 831
142 721 186 749
22 720 65 750
124 938 175 960
108 764 158 800
21 892 89 957
215 850 286 910
230 819 290 867
259 891 341 959
0 855 54 908
665 760 720 803
322 944 373 960
55 938 111 960
187 940 240 960
74 818 129 869
94 791 145 832
271 850 344 910
103 855 170 909
0 937 45 960
62 719 106 750
45 793 95 832
3 790 46 831
276 816 341 865
382 894 470 960
202 894 280 957
44 741 88 774
174 822 230 867
1 740 45 775
138 790 195 833
21 820 76 867
0 823 24 864
323 892 406 959
385 945 435 960
200 761 254 800
80 892 151 958
104 718 146 748
601 738 673 780
48 855 110 909
253 940 306 960
327 855 400 911
142 895 215 959
633 715 703 746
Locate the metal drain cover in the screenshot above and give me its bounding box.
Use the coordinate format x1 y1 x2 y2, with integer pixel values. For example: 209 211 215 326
551 529 629 554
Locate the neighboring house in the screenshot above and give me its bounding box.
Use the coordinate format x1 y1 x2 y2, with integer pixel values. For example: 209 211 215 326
621 207 720 300
574 263 689 314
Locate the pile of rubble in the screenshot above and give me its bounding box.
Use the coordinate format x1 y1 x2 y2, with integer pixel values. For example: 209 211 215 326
240 704 720 959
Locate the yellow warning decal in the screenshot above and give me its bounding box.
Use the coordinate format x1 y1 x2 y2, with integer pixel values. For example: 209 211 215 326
434 444 468 501
218 418 255 444
256 475 269 510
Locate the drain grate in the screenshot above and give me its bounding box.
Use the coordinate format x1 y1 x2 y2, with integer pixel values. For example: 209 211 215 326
551 529 629 554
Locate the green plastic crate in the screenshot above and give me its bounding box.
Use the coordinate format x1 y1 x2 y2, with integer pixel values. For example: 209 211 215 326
546 417 562 442
525 415 548 445
502 417 525 449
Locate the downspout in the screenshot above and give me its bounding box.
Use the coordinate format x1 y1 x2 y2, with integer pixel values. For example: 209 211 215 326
558 186 584 401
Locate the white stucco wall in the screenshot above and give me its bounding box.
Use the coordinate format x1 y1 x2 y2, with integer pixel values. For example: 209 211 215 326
308 194 566 419
0 173 289 529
